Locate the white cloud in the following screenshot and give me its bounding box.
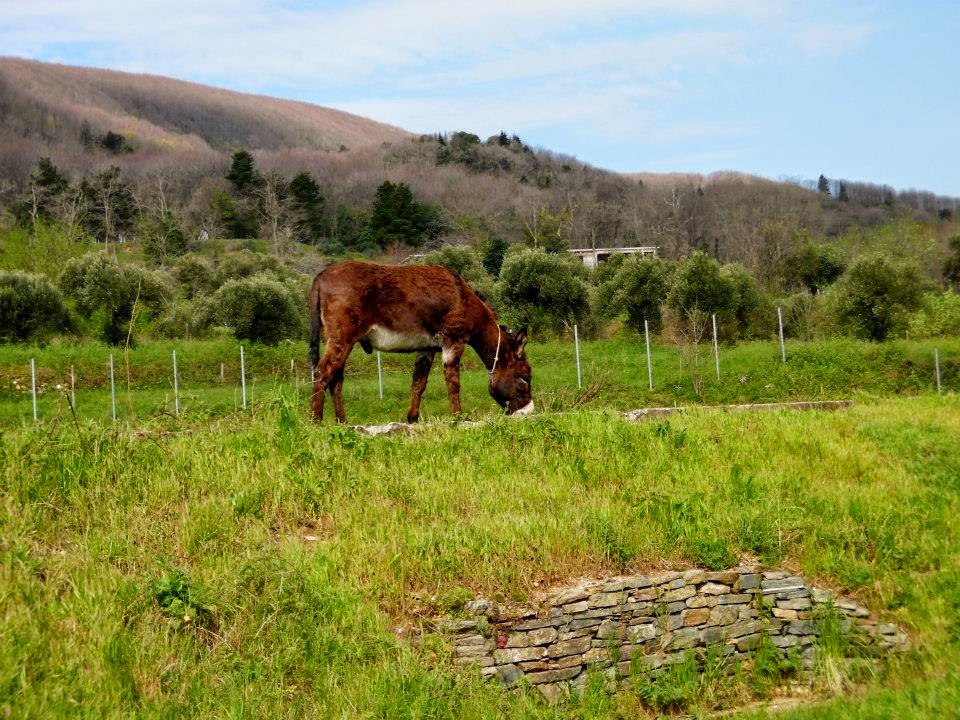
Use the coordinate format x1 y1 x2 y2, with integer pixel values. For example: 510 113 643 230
0 0 781 83
794 22 876 56
0 0 887 178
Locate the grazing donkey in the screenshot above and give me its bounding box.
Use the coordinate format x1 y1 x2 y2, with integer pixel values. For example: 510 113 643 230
308 260 533 423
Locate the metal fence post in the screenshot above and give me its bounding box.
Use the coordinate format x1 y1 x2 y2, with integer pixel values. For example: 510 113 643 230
777 306 787 362
109 352 116 422
712 313 720 380
644 319 654 391
30 358 37 422
172 350 180 417
377 351 384 400
574 324 582 389
240 345 247 409
935 348 942 395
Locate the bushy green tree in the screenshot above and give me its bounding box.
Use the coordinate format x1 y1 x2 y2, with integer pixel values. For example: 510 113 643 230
834 254 924 341
907 291 960 338
497 248 589 333
15 157 69 229
520 206 572 253
59 252 171 344
369 181 445 248
172 254 216 299
141 211 187 265
213 191 258 239
212 250 286 288
333 203 372 251
80 166 137 243
480 235 509 277
419 245 496 299
204 274 305 344
944 236 960 291
0 271 71 343
721 262 771 339
782 240 845 294
667 251 737 319
154 298 212 340
594 255 672 332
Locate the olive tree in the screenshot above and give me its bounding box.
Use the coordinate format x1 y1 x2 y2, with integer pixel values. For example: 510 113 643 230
834 254 923 341
0 271 70 343
593 255 672 333
419 245 496 300
497 248 589 334
59 252 171 344
203 274 306 344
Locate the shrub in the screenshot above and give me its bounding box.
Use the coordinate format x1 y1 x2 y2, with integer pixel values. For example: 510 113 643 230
479 235 509 277
204 274 306 344
778 292 830 340
154 298 212 340
907 291 960 338
667 251 738 319
665 251 739 347
782 239 845 294
943 236 960 291
834 254 924 341
593 254 672 333
497 247 590 333
721 262 773 340
172 254 216 299
0 271 71 342
59 252 172 344
418 245 496 300
212 250 286 288
140 212 187 265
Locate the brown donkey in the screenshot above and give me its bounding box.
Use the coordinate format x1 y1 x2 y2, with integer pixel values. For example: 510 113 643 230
308 260 533 423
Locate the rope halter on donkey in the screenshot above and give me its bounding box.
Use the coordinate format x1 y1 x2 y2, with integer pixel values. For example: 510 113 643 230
488 327 502 375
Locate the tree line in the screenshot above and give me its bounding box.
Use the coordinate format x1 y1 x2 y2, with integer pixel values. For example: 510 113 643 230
3 226 959 349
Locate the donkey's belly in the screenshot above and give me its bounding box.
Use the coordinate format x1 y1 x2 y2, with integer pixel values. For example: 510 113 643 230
364 325 440 353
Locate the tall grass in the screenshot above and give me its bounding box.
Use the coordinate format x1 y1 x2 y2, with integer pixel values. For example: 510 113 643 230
2 392 959 717
1 335 957 427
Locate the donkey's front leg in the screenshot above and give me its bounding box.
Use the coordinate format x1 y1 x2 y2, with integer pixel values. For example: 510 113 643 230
407 350 435 423
441 342 465 414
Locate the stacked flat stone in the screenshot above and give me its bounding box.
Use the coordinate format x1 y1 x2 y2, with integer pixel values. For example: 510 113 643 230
435 566 908 701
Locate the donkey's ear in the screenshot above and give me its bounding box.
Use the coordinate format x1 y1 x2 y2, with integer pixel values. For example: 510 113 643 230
514 327 528 357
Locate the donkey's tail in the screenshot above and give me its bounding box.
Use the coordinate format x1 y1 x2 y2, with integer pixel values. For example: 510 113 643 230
308 274 323 370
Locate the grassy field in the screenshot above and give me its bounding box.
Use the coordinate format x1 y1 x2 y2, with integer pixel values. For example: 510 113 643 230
1 335 957 427
1 336 959 717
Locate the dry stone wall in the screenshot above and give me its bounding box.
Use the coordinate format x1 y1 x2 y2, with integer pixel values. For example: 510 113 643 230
434 566 907 699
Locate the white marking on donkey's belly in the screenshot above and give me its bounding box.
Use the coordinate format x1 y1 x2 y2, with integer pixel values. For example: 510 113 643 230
364 325 439 353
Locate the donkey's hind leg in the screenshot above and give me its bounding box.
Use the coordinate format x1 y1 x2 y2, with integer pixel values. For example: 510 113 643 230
312 342 352 422
329 365 347 423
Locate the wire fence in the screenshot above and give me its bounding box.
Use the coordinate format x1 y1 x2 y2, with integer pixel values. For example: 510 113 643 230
5 306 955 425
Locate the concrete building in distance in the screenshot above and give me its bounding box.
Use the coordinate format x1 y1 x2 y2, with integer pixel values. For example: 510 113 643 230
568 246 659 269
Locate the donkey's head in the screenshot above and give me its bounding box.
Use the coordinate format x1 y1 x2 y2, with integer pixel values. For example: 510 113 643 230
488 327 534 415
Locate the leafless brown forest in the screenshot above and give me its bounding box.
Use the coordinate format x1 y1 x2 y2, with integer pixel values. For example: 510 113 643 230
2 56 958 284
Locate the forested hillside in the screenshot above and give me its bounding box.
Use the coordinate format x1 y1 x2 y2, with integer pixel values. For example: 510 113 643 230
3 57 959 280
2 57 960 353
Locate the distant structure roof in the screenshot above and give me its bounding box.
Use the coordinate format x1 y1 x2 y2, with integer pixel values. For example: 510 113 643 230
568 246 659 268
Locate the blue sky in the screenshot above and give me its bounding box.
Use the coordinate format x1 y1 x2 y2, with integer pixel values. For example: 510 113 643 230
2 1 958 195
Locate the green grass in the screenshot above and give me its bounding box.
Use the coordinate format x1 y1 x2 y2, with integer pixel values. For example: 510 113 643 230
1 333 958 716
1 335 958 427
2 386 960 717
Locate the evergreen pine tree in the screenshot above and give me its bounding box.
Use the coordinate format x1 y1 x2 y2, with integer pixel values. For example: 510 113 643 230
289 171 326 243
226 150 262 194
817 174 831 196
